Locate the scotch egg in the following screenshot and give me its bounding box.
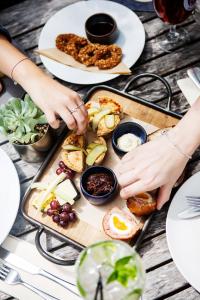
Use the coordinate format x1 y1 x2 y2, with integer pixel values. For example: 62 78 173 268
102 207 141 240
127 192 157 217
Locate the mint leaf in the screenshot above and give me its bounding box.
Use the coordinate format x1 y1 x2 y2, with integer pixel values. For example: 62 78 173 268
117 271 129 287
115 256 132 269
107 271 118 284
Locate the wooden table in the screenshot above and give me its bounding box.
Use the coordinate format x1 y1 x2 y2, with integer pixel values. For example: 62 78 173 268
0 0 200 299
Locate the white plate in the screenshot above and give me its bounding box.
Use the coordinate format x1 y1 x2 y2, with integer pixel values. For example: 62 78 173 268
166 171 200 292
0 148 20 245
38 0 145 85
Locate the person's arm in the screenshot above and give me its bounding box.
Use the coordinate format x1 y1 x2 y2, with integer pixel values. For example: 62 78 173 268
0 34 88 134
116 97 200 209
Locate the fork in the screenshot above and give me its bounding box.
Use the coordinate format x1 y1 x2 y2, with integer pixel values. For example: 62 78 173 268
0 264 60 300
186 195 200 209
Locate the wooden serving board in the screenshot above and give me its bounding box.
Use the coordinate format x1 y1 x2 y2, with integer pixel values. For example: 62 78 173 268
24 88 179 247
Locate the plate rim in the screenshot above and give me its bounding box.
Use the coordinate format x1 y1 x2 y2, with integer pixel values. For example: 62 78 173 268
0 148 20 245
166 171 200 292
38 0 145 85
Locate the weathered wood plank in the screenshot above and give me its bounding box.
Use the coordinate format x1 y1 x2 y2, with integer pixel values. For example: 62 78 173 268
1 0 154 38
143 261 188 299
0 142 20 161
14 159 41 183
139 233 171 271
166 287 200 300
10 180 35 236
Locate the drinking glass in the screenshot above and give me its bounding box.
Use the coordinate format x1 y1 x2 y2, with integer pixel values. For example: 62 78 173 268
76 240 145 300
153 0 196 52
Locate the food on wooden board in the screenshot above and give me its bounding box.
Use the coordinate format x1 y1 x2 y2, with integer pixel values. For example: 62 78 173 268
62 133 108 170
61 150 85 173
86 137 107 166
86 172 114 196
55 33 122 69
63 133 85 148
31 173 80 211
127 192 157 216
86 97 122 136
102 207 141 240
117 133 142 152
61 133 86 173
56 160 75 178
47 200 77 228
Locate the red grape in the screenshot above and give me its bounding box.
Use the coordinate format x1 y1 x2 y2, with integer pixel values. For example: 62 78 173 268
60 220 68 228
52 215 60 223
60 212 69 222
63 168 75 179
50 200 60 210
58 161 66 169
69 212 77 222
62 203 72 213
47 208 54 216
56 168 63 175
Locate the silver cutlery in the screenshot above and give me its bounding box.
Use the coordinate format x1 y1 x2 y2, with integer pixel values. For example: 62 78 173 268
178 207 200 219
0 247 79 297
178 195 200 219
187 67 200 90
0 263 59 300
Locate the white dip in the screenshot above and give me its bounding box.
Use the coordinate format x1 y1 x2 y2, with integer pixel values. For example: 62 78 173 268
117 133 141 152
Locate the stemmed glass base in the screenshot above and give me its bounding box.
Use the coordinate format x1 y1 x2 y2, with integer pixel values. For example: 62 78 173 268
157 25 190 53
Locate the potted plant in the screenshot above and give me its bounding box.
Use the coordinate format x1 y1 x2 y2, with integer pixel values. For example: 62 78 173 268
0 94 53 162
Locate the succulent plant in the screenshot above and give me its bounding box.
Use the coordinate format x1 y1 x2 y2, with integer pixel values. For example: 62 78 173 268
0 94 47 144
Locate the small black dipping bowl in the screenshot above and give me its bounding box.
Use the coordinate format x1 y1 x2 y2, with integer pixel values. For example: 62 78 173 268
112 122 147 157
85 13 119 44
80 166 118 206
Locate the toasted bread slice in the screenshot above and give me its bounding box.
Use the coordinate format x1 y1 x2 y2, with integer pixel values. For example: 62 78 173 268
86 137 107 165
97 115 120 137
61 150 84 173
99 97 122 115
63 133 85 148
148 126 174 142
102 207 141 241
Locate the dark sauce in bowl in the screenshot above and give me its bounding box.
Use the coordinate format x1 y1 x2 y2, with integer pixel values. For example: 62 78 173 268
86 172 114 196
85 13 118 44
87 22 114 36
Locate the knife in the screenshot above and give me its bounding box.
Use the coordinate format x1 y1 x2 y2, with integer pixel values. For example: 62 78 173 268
187 67 200 90
178 207 200 219
0 247 80 297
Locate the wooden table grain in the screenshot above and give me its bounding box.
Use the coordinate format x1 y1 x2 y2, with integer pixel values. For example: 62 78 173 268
0 0 200 299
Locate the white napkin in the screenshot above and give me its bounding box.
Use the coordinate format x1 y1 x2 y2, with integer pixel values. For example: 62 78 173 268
177 77 200 106
0 235 80 300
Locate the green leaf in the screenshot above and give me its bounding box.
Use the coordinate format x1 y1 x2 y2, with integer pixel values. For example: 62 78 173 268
115 256 132 269
117 272 129 287
0 95 47 144
107 271 118 284
37 114 47 124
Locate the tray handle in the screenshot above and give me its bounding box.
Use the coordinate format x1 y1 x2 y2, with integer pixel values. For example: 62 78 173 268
35 226 76 265
122 73 173 112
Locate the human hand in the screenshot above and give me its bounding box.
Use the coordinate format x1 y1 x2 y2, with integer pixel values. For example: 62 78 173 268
26 74 88 134
115 133 189 210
